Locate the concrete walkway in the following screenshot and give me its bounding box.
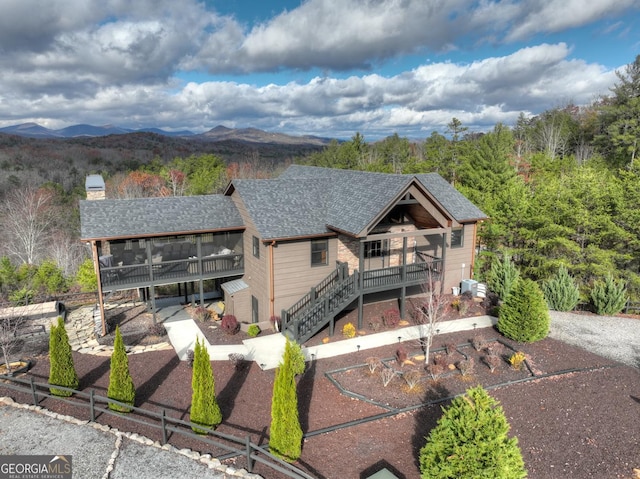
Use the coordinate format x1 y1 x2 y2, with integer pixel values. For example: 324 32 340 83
156 300 497 369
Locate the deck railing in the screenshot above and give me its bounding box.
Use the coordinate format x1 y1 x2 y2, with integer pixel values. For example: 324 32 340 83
100 254 244 291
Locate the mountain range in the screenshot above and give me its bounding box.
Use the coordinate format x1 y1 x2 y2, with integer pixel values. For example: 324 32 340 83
0 122 332 146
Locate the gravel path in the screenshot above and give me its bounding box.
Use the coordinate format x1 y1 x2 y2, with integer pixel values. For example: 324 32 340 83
549 310 640 368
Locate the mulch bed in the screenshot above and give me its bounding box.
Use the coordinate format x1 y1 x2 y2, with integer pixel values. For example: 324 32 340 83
2 299 640 479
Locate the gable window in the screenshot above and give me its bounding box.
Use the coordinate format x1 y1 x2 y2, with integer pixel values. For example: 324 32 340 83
252 236 260 258
451 227 464 248
364 240 383 258
311 239 328 266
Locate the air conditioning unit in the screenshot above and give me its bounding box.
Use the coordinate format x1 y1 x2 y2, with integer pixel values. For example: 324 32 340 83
461 279 478 295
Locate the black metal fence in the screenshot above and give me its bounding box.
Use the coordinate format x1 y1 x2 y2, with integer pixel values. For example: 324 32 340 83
0 375 314 479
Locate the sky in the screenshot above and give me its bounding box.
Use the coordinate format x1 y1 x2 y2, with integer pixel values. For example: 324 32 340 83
1 0 640 141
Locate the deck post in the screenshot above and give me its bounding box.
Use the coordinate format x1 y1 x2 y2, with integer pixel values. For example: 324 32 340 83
400 237 408 318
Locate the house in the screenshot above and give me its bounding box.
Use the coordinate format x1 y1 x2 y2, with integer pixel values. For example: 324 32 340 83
79 166 486 342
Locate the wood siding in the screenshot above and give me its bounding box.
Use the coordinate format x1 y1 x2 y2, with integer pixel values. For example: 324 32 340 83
272 238 337 314
230 192 269 323
442 223 476 292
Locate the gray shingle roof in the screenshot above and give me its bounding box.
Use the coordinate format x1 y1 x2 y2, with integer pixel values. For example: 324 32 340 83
80 195 243 240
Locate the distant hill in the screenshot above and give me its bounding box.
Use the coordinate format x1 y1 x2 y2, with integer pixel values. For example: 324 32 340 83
0 122 332 146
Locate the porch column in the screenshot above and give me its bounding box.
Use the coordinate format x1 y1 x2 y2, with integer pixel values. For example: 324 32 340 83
441 233 447 294
400 237 407 319
146 241 157 323
92 241 107 336
196 238 204 306
357 238 365 329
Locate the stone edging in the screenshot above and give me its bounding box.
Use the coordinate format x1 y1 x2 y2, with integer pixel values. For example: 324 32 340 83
0 397 262 479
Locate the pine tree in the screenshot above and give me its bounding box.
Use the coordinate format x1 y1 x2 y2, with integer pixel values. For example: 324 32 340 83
107 326 135 412
497 278 550 343
270 338 303 462
190 337 222 433
543 265 581 311
590 274 628 316
420 385 527 479
487 252 520 301
48 316 79 397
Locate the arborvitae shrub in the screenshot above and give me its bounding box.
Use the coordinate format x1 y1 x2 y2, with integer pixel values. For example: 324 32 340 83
590 274 628 316
220 314 240 335
107 326 136 412
247 324 261 337
48 316 79 397
487 253 520 301
270 338 303 462
497 278 550 342
543 265 580 311
420 385 527 479
190 338 222 433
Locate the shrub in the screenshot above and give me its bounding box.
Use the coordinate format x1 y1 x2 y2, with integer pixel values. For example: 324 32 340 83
193 306 211 322
543 265 580 311
420 386 527 479
269 315 281 331
342 322 356 338
457 357 475 376
190 338 222 432
381 367 397 387
366 357 382 374
396 346 408 365
220 314 240 335
186 349 195 368
497 278 550 343
228 353 245 369
590 274 628 316
107 326 136 412
487 252 520 301
426 363 445 380
484 353 501 373
509 351 527 370
471 337 485 351
403 369 424 391
433 353 449 368
444 342 457 356
48 317 78 397
75 258 98 292
148 322 166 337
247 324 261 337
33 260 68 295
382 308 401 327
270 338 303 462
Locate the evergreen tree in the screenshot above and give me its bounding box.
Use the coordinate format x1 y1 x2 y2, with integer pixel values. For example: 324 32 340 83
107 326 135 412
497 278 550 342
420 385 527 479
543 265 581 311
48 316 79 397
270 338 303 462
487 252 520 301
190 337 222 432
590 274 628 316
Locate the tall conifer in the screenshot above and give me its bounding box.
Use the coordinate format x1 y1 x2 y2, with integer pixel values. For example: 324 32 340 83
48 316 78 397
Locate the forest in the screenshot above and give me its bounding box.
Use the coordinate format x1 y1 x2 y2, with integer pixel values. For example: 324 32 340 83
1 55 639 306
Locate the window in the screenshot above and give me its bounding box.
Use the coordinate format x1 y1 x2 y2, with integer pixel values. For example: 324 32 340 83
252 236 260 258
311 239 328 266
364 240 383 258
451 227 464 248
251 295 259 324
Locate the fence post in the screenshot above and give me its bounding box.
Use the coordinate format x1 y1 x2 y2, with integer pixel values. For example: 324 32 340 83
30 377 38 406
90 390 95 422
161 409 168 445
245 435 253 473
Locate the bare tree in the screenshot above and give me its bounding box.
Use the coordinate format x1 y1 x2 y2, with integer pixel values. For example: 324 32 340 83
1 186 56 265
414 268 446 365
0 314 24 374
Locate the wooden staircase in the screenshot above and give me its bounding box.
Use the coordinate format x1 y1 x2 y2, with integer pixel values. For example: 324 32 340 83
281 259 442 343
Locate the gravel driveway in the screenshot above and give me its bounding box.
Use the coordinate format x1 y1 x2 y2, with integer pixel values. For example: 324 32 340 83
549 310 640 368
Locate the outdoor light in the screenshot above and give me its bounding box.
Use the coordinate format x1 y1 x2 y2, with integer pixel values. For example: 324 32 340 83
357 345 360 352
260 363 266 370
436 329 440 335
398 336 402 343
473 322 477 330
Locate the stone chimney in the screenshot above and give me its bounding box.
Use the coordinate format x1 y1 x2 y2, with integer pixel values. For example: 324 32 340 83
85 174 106 200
